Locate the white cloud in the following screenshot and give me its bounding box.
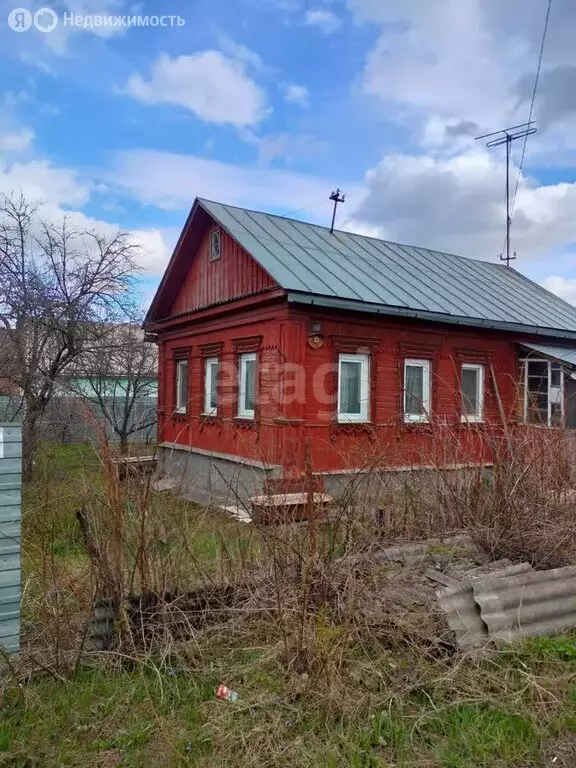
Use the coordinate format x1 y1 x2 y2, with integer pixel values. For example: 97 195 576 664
35 0 130 56
542 276 576 306
256 133 327 165
283 83 309 107
122 51 269 127
351 148 576 261
345 0 576 152
0 140 172 275
304 9 342 34
107 148 359 216
128 227 176 274
0 128 34 153
0 159 91 207
216 36 267 72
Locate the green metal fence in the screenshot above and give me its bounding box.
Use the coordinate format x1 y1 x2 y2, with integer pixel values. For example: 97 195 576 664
0 425 21 653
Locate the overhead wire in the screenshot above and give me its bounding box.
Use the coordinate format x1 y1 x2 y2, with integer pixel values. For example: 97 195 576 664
510 0 552 218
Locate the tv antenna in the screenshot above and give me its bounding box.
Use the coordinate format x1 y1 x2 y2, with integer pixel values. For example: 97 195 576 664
475 121 537 267
329 188 345 234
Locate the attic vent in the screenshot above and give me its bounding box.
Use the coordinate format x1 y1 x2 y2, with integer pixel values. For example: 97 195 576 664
210 229 221 261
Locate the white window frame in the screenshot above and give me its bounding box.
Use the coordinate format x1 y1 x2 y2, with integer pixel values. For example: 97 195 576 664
461 363 485 423
403 358 431 423
238 352 257 419
203 357 219 416
337 353 370 423
522 358 564 427
175 359 188 414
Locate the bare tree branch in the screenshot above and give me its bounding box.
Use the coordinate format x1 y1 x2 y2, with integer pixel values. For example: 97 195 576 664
0 193 142 478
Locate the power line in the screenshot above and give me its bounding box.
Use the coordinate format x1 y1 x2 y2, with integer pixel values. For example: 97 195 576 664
510 0 552 217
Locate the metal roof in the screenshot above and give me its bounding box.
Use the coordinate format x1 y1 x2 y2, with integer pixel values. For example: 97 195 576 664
199 198 576 339
521 343 576 366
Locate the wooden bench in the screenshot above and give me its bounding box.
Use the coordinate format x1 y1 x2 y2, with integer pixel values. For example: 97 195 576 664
249 491 333 525
111 455 157 481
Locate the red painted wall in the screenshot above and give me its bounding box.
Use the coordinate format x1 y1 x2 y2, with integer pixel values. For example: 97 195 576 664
158 298 289 465
156 297 529 475
171 225 277 316
281 307 519 473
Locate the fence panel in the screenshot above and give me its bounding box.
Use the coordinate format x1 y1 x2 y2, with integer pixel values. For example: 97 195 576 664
0 424 21 653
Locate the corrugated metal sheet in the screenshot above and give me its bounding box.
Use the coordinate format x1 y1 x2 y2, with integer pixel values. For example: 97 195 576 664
473 566 576 646
0 425 21 654
199 199 576 338
521 343 576 366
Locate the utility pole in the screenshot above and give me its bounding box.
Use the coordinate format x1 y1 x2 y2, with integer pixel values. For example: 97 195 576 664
329 188 345 234
475 121 537 267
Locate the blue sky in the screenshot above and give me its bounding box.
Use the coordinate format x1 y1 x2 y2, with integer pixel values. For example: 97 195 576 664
1 0 576 308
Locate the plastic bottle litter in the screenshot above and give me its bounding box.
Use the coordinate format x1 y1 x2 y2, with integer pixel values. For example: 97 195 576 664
216 684 239 702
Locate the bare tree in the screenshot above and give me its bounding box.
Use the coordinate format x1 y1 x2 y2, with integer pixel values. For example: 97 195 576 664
69 322 158 454
0 193 140 479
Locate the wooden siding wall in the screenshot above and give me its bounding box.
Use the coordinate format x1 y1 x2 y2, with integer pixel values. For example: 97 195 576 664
159 302 288 464
283 308 518 473
171 226 278 316
158 300 526 476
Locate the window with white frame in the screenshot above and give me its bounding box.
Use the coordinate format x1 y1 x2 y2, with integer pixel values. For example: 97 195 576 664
337 353 369 423
461 363 485 422
522 359 564 426
203 357 219 416
238 352 256 419
175 359 189 413
404 359 431 423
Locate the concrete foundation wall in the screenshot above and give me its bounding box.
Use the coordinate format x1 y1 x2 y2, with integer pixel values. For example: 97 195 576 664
158 440 490 509
157 442 282 505
320 463 492 503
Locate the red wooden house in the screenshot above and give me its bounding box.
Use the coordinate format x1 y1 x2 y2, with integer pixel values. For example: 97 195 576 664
145 198 576 503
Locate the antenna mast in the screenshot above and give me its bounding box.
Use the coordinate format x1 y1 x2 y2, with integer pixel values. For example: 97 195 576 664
475 121 537 267
329 188 345 234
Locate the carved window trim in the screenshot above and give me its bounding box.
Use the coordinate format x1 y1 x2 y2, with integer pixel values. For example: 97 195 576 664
199 341 224 358
232 335 262 354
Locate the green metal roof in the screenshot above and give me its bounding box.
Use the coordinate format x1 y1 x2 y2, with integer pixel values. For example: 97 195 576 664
198 198 576 339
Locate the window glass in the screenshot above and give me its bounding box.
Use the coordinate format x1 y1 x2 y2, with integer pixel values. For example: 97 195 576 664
526 360 549 424
524 359 564 426
340 361 361 414
176 359 188 413
238 353 256 418
405 364 425 416
244 358 255 412
404 359 431 422
461 364 484 421
204 358 219 415
462 367 478 415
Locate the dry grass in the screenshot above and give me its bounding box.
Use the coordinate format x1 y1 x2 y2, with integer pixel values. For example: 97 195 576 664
8 423 576 766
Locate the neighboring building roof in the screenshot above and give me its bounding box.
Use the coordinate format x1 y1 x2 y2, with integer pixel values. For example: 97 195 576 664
148 197 576 340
